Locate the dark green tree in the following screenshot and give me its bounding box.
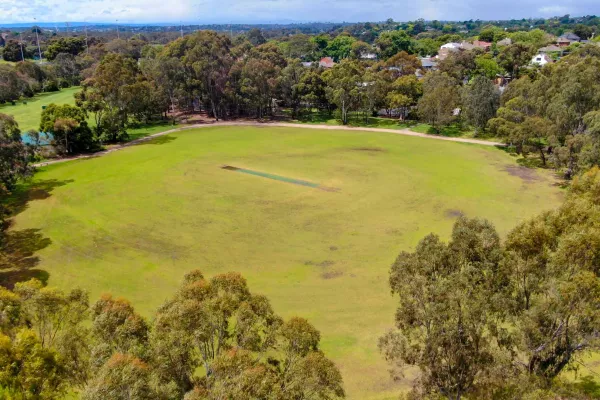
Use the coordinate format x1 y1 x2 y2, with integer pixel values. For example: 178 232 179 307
462 75 500 134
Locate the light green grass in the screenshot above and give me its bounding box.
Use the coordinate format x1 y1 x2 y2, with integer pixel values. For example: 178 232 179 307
0 87 80 132
0 86 175 143
8 126 564 399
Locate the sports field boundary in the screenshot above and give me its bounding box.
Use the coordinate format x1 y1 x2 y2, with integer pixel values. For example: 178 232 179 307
33 121 505 168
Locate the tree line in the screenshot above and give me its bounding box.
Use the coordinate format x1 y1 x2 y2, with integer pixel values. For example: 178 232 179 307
0 270 344 399
380 166 600 399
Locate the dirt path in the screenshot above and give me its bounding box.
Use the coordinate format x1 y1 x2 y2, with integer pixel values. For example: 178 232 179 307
33 121 504 168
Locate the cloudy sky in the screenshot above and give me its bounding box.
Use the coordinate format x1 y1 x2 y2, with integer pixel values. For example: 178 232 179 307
1 0 599 24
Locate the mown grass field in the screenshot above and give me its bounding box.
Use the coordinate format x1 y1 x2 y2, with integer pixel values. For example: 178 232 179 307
0 87 80 132
0 86 178 142
7 126 564 399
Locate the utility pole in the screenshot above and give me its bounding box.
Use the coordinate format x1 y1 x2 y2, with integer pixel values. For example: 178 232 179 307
33 18 43 63
18 32 24 62
180 21 184 38
85 21 89 54
116 20 120 39
66 22 70 36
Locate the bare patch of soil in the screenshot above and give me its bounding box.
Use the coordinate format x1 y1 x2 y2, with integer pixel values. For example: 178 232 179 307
503 165 541 182
305 260 335 267
445 209 465 218
321 270 344 279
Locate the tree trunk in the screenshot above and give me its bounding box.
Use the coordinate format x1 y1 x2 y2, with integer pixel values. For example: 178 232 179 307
539 146 546 166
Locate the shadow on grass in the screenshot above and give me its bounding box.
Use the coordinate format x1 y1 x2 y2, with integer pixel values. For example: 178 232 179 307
0 178 73 288
516 157 546 169
7 179 74 217
574 376 600 397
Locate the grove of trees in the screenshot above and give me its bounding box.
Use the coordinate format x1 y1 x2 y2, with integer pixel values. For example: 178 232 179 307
0 270 344 399
380 167 600 399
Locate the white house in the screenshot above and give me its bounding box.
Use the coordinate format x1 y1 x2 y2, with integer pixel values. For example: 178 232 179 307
440 42 462 50
360 52 378 60
530 53 552 66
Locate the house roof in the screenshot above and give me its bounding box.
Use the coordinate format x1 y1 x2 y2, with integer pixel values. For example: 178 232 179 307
319 57 335 68
560 32 581 41
360 52 378 59
473 40 492 48
539 45 563 53
420 58 438 68
531 53 552 65
441 42 461 49
460 41 476 50
556 37 573 44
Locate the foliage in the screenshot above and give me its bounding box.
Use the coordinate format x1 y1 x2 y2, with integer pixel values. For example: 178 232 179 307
462 75 500 133
0 114 33 191
2 41 29 62
504 166 600 381
375 30 413 60
497 43 535 78
45 37 87 61
323 60 363 125
40 104 94 154
325 34 356 61
490 54 600 176
380 217 506 400
0 114 33 241
381 169 600 398
417 71 459 132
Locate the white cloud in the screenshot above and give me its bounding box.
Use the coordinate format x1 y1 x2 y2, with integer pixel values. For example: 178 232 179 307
0 0 598 24
538 5 569 15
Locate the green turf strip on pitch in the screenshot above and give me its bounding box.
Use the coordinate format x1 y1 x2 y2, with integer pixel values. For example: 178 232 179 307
222 165 332 190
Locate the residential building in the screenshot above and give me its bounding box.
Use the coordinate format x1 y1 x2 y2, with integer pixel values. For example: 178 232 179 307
472 40 492 50
419 57 438 70
531 53 552 66
497 38 512 47
360 52 378 60
560 32 581 42
318 57 335 68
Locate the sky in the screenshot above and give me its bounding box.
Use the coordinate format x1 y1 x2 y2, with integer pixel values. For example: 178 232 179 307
1 0 599 24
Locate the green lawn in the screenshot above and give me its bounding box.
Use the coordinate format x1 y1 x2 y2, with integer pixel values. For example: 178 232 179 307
0 86 177 143
0 87 80 132
6 126 563 399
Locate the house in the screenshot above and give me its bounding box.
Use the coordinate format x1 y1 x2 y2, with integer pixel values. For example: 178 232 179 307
539 45 563 53
441 42 462 50
560 32 581 42
494 74 512 88
556 33 581 47
460 41 476 51
437 43 461 60
360 52 378 60
419 57 438 70
497 38 512 47
318 57 335 68
556 37 573 47
531 53 552 66
301 61 314 68
472 40 492 51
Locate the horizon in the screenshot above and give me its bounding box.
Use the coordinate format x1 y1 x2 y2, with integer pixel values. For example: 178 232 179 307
1 0 599 26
